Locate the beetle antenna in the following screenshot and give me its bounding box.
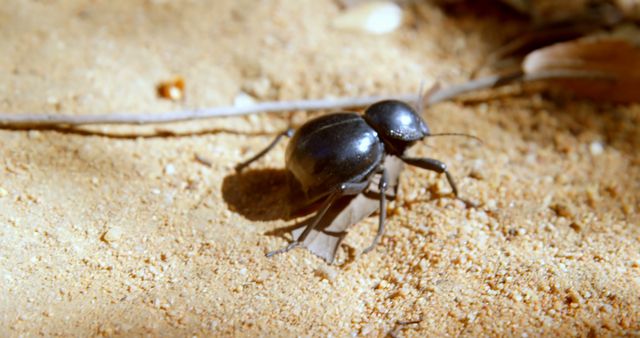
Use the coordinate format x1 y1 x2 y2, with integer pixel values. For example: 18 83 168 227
415 81 425 113
426 132 483 144
415 80 441 113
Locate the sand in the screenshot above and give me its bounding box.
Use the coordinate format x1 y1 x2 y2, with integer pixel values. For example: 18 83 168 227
1 0 639 336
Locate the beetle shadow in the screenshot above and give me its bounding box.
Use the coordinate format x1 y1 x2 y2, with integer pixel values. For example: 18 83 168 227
222 168 313 222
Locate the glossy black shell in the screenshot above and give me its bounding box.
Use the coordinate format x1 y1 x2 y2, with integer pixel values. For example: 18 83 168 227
364 100 429 144
285 113 384 202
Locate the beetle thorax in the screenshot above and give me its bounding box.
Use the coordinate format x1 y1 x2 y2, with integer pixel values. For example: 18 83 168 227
363 100 430 155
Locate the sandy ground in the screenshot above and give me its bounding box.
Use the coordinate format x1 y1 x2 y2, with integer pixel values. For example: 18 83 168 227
1 0 639 336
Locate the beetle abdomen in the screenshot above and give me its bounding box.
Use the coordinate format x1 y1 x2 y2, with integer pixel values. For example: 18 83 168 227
285 113 383 202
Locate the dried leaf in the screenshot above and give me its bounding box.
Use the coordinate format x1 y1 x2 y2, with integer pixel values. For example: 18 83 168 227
291 155 404 263
523 37 640 102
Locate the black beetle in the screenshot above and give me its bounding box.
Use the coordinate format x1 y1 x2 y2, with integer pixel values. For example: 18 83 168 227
236 99 468 257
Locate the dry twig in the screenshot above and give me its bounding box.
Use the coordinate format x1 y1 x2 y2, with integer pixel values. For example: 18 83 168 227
0 59 624 131
0 93 418 128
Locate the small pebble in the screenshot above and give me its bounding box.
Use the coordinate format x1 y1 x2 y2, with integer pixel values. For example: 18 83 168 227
233 91 256 108
589 141 604 156
566 289 584 306
46 96 59 105
569 222 582 232
102 227 123 243
242 77 272 99
360 324 375 335
551 202 574 219
314 266 337 280
27 130 41 139
0 187 7 197
511 292 523 302
333 1 403 34
164 164 176 176
256 271 270 282
194 154 212 167
469 168 484 180
164 192 175 205
486 199 497 209
599 303 613 313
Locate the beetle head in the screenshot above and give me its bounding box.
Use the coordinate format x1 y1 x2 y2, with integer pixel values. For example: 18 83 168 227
363 100 429 155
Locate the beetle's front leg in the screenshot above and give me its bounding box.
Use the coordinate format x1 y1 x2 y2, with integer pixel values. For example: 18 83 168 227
400 156 458 197
363 165 388 254
400 156 478 207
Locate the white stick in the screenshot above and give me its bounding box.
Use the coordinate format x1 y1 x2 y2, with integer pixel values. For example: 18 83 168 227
0 70 611 129
426 72 524 104
0 93 418 127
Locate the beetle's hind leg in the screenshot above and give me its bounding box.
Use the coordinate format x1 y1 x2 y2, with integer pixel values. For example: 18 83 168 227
363 166 388 254
265 193 338 257
235 128 294 172
266 180 370 258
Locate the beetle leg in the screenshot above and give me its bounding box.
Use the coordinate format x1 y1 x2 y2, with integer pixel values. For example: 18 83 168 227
400 156 458 197
266 192 338 257
364 166 388 254
266 180 369 257
337 181 371 195
235 128 294 172
392 175 401 199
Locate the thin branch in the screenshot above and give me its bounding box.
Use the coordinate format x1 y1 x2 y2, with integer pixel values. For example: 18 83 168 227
0 70 615 129
426 71 524 105
0 93 418 128
426 69 614 105
522 69 616 82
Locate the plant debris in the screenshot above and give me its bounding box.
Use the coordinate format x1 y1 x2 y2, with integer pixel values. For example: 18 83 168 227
523 36 640 102
157 76 185 101
290 155 404 263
